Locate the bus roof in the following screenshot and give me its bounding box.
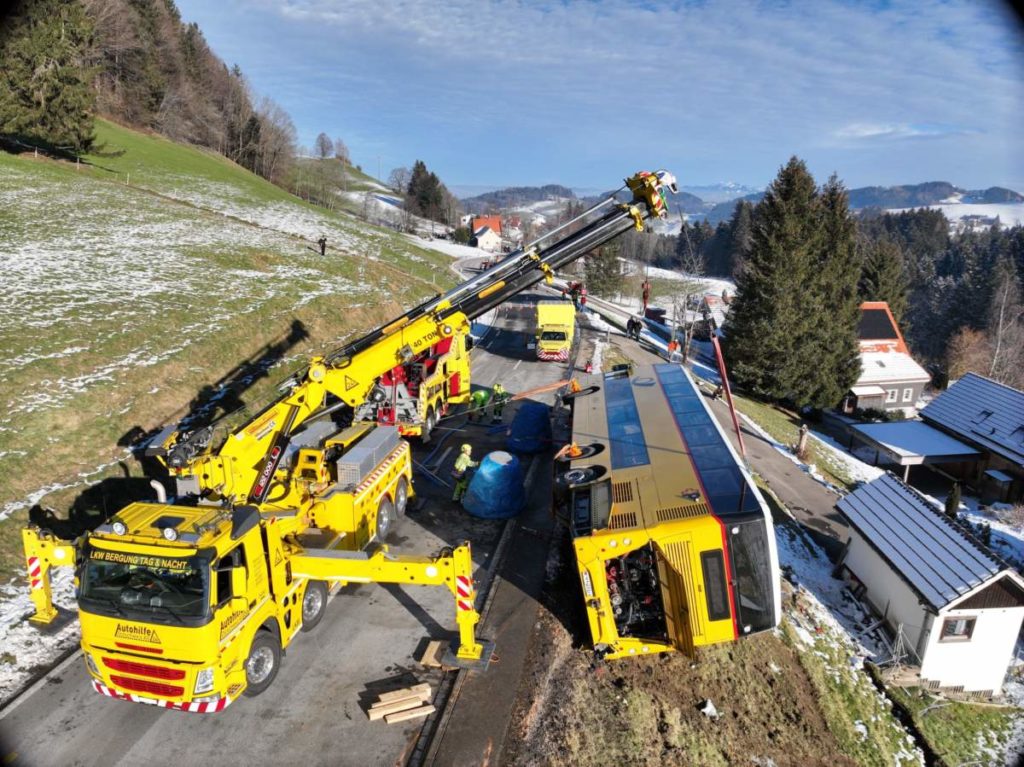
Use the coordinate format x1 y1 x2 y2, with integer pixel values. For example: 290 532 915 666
570 363 763 531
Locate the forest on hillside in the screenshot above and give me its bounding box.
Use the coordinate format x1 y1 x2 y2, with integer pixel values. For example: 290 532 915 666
623 167 1024 395
0 0 462 226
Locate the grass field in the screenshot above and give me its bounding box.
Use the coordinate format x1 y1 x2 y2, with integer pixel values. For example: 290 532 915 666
0 119 456 581
886 683 1019 766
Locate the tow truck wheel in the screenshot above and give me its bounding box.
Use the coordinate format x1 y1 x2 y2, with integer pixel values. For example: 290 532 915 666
375 496 396 541
243 632 281 697
394 477 409 517
421 407 435 444
299 581 328 633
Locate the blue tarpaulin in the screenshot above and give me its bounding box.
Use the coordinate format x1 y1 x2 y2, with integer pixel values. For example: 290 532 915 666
505 401 551 453
463 451 526 519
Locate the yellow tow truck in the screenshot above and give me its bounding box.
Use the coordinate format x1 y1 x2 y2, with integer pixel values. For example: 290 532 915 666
22 169 679 711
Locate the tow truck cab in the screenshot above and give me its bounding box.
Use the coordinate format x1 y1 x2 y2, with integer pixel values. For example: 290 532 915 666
76 503 279 712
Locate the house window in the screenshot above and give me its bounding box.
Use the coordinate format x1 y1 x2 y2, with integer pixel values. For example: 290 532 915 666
940 616 976 642
902 387 913 403
886 389 898 403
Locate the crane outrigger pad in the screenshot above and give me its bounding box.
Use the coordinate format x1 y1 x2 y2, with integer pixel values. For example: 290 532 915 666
441 639 496 672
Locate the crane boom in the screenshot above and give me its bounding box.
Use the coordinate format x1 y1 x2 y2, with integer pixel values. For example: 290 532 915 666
154 170 677 506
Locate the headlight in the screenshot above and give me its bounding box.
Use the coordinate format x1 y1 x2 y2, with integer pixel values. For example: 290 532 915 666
84 653 100 677
194 667 215 695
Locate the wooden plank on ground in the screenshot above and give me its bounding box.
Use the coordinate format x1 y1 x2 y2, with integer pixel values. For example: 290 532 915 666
376 682 430 704
370 690 430 710
417 640 446 668
384 704 435 724
367 697 430 721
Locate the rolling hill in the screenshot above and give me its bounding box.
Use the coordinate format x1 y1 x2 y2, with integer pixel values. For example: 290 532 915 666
0 118 458 578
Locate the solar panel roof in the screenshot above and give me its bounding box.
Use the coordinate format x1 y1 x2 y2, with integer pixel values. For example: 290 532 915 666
920 373 1024 466
836 474 1000 610
858 308 899 341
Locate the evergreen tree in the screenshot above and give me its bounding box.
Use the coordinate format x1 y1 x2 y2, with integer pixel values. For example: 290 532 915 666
858 238 908 323
727 199 754 277
585 243 624 299
944 483 961 520
800 174 861 408
722 157 821 402
0 0 96 153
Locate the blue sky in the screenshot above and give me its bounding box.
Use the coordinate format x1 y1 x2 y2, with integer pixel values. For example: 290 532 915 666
175 0 1024 194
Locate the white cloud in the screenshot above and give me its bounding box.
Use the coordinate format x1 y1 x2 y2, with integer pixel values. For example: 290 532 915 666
834 122 975 141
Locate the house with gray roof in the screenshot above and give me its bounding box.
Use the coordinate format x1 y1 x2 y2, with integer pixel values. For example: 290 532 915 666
836 474 1024 696
920 373 1024 502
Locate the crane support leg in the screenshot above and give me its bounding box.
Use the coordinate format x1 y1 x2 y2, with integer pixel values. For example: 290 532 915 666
22 527 76 625
290 542 494 671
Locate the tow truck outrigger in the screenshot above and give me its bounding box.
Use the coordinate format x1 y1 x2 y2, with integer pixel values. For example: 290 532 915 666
22 170 678 711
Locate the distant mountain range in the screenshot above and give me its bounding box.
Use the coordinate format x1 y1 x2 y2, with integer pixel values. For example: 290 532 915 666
461 181 1024 228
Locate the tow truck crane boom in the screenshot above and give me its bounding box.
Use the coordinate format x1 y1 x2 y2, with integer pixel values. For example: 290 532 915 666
21 169 677 710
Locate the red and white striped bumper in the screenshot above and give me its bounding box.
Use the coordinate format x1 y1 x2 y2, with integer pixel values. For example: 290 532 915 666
91 679 232 714
537 349 569 362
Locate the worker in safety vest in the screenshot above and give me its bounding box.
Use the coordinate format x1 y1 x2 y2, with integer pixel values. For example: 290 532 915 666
451 444 478 501
469 388 490 422
490 383 509 423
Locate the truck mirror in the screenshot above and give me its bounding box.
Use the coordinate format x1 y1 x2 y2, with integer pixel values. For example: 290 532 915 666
230 566 247 599
465 336 474 351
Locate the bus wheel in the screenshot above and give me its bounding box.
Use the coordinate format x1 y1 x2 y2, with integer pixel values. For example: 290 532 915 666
394 477 410 517
300 581 328 633
376 496 396 541
243 632 281 696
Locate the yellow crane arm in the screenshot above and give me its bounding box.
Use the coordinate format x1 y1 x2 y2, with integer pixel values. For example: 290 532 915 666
290 541 484 663
22 527 77 625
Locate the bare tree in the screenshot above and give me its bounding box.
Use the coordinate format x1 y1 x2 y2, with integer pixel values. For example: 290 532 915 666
946 327 990 381
314 132 333 160
388 166 411 194
256 96 296 185
987 258 1024 387
334 138 350 164
674 223 708 357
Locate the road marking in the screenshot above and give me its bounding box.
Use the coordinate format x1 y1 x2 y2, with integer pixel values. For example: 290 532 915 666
513 360 521 370
0 648 83 720
431 446 453 471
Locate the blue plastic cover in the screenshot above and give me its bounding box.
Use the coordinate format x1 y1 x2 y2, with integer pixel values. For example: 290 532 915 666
463 451 526 519
505 401 551 454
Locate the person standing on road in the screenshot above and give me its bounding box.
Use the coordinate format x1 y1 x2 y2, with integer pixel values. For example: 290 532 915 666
469 388 490 422
490 383 509 423
317 235 327 256
451 444 478 502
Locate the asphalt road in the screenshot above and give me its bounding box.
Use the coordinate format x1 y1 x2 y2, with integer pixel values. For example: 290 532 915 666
0 278 566 767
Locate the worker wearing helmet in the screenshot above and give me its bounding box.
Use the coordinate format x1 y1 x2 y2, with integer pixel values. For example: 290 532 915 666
451 444 478 502
469 387 490 423
491 383 509 423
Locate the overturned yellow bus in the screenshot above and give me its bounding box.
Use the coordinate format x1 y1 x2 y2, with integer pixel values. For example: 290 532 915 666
557 362 781 660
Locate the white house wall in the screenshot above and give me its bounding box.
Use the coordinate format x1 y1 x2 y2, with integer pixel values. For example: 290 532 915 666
919 606 1024 693
844 532 929 653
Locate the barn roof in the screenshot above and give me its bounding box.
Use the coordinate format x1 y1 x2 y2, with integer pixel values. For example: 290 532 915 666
837 474 1000 611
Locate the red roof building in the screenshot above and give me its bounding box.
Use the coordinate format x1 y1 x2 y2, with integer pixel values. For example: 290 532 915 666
471 215 502 236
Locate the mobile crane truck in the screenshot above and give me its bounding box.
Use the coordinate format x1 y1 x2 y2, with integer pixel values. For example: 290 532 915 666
22 169 679 712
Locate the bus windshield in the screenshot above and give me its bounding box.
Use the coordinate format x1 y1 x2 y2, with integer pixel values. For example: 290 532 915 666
80 549 210 621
